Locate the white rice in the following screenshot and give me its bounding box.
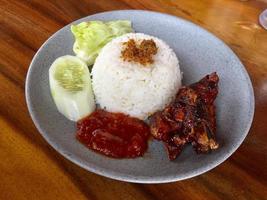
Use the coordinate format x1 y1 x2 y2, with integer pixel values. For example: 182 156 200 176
92 33 182 119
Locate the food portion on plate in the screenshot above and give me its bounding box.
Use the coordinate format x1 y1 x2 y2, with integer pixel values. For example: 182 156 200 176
71 20 133 65
49 55 95 121
92 33 182 120
77 109 150 158
48 20 219 160
150 73 219 160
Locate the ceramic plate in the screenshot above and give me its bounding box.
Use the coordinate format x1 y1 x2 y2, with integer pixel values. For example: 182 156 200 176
26 10 254 183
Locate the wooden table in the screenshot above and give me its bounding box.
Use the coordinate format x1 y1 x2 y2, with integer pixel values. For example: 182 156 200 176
1 0 267 199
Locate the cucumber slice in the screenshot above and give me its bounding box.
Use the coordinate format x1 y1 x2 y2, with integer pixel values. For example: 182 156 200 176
49 55 95 121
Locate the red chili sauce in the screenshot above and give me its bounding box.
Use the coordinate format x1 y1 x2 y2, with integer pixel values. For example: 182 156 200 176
76 109 150 158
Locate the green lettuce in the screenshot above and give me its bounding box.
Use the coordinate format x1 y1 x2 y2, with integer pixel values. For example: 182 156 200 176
71 20 133 65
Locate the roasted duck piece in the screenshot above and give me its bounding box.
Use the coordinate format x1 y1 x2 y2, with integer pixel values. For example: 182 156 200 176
150 72 219 160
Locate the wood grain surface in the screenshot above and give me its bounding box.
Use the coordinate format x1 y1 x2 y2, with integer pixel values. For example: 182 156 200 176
1 0 267 199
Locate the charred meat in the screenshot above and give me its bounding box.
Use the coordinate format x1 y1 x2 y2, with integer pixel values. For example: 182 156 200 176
150 72 219 160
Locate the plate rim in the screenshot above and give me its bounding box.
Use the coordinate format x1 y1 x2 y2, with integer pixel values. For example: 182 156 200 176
25 9 255 183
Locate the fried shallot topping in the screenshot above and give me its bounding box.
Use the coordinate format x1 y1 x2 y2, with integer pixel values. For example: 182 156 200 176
121 39 158 66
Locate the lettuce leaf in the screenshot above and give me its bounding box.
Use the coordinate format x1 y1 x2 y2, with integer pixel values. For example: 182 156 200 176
71 20 133 65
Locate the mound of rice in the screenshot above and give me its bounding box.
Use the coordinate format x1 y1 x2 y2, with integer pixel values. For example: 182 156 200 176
92 33 182 119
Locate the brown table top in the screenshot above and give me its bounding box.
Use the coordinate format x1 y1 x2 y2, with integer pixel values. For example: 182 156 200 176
1 0 267 199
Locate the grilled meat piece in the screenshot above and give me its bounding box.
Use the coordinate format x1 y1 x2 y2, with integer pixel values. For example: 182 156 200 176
150 72 219 160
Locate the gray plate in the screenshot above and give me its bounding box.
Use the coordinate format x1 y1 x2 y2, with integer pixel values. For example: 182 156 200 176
25 10 254 183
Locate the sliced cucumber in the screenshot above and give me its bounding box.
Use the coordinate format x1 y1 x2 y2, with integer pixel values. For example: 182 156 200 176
49 55 95 121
